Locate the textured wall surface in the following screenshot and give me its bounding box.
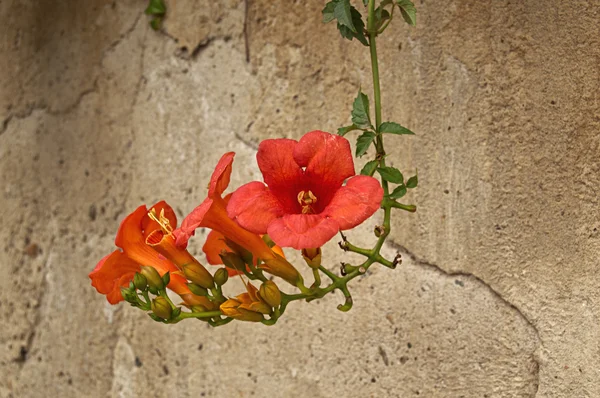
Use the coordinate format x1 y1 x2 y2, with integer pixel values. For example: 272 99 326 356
0 1 598 397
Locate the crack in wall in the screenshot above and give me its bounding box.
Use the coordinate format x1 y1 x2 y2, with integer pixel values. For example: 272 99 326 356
386 239 542 397
0 13 143 137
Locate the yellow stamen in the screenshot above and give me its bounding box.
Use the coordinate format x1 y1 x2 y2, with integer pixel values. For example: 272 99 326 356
148 208 174 237
297 190 317 214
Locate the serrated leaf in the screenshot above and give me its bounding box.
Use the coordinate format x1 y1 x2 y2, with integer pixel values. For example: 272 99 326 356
352 91 372 129
377 166 404 183
379 121 415 135
145 0 166 15
336 7 368 46
360 160 379 176
406 173 418 188
334 0 356 32
356 131 376 157
322 1 336 23
337 124 358 137
389 185 407 199
350 7 369 46
397 0 417 26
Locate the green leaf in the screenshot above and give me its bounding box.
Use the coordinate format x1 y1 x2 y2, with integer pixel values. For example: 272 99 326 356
377 166 404 183
389 185 407 199
356 131 376 157
322 1 336 23
406 173 418 188
352 91 372 129
336 7 368 46
334 0 356 32
337 124 358 137
397 0 417 26
360 160 379 176
379 121 415 135
350 7 368 46
145 0 166 15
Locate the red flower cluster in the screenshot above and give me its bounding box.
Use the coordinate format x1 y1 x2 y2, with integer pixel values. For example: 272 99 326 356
90 131 383 305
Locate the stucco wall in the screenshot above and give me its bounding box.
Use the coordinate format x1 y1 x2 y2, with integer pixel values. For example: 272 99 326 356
0 1 598 397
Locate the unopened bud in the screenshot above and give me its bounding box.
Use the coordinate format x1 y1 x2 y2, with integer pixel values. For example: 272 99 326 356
244 301 272 315
120 286 137 304
302 247 322 269
182 263 214 289
214 268 229 286
140 266 164 290
162 272 170 286
133 272 147 290
259 280 281 307
187 283 208 296
223 238 253 264
151 296 172 320
219 252 246 273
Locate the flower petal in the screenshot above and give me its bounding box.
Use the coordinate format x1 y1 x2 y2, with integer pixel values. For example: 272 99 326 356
257 138 304 212
293 130 355 205
323 175 384 230
174 198 213 248
267 214 339 250
203 230 227 265
208 152 235 198
114 205 177 274
227 181 286 234
89 250 140 304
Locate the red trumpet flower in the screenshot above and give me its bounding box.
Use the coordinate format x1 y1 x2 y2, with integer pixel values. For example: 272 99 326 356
227 130 383 249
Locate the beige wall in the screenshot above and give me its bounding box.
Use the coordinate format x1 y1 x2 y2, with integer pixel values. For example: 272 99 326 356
1 1 598 397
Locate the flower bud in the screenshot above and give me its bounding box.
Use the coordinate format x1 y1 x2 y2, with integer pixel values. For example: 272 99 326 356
223 238 253 264
219 252 246 273
214 268 229 286
151 296 172 320
140 266 164 290
120 286 137 304
187 283 208 296
182 263 214 289
133 272 147 290
301 247 322 269
259 280 281 308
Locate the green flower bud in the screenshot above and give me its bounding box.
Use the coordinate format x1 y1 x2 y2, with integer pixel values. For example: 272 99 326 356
187 283 208 296
182 263 214 289
259 280 281 308
120 286 137 304
214 268 229 286
301 247 322 269
219 252 246 273
140 266 165 290
151 296 172 320
133 272 147 290
223 238 253 264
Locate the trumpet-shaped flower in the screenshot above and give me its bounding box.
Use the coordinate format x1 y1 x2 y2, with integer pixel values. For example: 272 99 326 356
174 153 301 285
89 201 213 308
227 130 384 249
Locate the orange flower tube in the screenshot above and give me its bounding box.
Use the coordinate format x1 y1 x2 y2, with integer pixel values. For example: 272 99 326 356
174 153 301 286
